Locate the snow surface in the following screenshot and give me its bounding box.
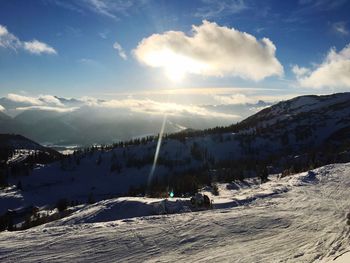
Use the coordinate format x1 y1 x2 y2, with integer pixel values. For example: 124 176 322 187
333 251 350 263
1 162 349 262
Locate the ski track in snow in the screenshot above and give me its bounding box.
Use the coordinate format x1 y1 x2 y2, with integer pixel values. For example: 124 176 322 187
0 163 350 262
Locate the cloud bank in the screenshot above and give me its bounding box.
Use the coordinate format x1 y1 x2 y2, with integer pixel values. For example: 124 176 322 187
7 94 64 107
3 93 241 119
15 105 77 113
134 20 283 81
7 93 44 105
0 24 57 55
214 93 257 105
295 44 350 89
99 98 239 119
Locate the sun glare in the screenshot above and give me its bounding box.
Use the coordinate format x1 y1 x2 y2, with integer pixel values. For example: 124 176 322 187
161 50 189 82
165 65 186 82
145 49 207 82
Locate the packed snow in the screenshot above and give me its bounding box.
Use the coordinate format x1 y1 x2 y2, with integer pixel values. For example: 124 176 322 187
1 162 349 262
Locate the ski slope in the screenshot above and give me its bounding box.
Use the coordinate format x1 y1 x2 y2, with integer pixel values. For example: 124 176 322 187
1 162 349 262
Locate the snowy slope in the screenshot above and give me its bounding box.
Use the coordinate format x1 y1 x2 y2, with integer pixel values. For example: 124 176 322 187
0 134 61 168
0 134 62 158
333 251 350 263
1 162 349 262
1 134 241 214
2 92 350 214
0 134 46 150
235 92 350 150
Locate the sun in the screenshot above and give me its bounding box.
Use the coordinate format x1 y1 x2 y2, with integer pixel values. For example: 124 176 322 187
165 65 186 82
144 49 206 82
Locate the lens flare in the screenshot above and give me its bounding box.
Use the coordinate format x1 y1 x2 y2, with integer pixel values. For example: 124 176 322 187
148 114 167 187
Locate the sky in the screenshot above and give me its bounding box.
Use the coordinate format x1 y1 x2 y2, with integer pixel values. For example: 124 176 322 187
0 0 350 105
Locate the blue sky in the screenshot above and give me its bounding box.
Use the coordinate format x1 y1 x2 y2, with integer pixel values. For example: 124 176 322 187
0 0 350 100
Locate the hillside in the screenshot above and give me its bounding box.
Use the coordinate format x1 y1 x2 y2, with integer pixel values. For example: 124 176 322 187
1 93 350 262
0 134 61 156
0 111 11 121
1 92 350 214
1 162 349 262
0 112 19 134
236 92 350 146
0 134 61 186
0 134 49 150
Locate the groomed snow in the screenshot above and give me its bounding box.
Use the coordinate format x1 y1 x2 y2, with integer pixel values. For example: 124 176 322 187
333 251 350 263
1 162 350 262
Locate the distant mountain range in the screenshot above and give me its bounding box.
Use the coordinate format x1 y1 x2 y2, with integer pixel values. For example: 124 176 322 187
0 95 272 146
1 92 350 218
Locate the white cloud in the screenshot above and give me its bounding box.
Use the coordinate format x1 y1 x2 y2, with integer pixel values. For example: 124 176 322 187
195 0 247 18
332 22 349 36
291 65 310 78
9 93 231 119
23 40 57 55
38 95 64 106
98 98 239 119
11 96 239 119
6 93 76 113
113 41 127 60
7 93 44 105
296 44 350 89
0 105 5 112
0 25 7 35
79 96 100 106
0 24 57 55
133 20 283 81
0 25 21 51
7 93 66 108
69 95 241 119
16 106 78 113
214 93 257 105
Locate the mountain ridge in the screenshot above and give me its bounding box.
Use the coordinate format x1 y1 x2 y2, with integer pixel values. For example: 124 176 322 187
1 92 349 210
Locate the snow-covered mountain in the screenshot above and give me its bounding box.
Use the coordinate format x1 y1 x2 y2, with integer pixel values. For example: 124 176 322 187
0 134 61 174
1 92 350 262
1 92 350 213
0 94 272 146
0 134 62 155
0 134 51 151
237 92 350 144
223 92 350 159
